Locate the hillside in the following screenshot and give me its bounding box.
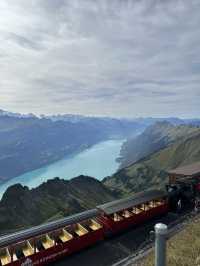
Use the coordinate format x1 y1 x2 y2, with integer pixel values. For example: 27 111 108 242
104 131 200 195
138 215 200 266
0 176 117 233
0 111 142 182
118 122 200 168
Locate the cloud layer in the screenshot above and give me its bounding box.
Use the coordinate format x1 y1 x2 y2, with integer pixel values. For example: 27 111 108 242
0 0 200 117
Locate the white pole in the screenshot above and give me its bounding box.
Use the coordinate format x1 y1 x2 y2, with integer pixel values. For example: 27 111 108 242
154 223 168 266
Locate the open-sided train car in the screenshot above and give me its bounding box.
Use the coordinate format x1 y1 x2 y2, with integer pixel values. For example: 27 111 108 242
1 162 200 266
0 209 104 266
0 189 169 266
97 190 168 234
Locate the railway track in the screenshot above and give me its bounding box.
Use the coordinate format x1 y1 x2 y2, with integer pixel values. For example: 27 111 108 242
52 210 198 266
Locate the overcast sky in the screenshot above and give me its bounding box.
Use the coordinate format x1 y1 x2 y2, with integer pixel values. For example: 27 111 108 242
0 0 199 118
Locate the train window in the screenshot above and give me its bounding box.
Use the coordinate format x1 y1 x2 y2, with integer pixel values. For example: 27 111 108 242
0 248 11 266
74 224 88 236
40 234 55 250
59 229 73 243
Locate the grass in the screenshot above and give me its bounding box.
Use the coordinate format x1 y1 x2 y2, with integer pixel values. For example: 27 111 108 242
136 215 200 266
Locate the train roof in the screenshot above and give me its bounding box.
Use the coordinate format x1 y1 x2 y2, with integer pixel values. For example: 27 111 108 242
167 161 200 177
0 209 99 249
97 189 166 215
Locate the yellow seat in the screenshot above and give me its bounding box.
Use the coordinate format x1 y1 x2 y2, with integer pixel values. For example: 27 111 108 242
113 213 123 222
89 220 102 231
122 210 132 218
75 224 88 236
149 201 155 208
41 235 54 250
132 207 143 214
22 241 34 257
142 204 151 211
155 201 164 206
59 229 73 243
0 249 11 266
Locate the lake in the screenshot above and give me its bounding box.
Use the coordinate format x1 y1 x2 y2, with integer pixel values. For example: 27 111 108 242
0 139 124 198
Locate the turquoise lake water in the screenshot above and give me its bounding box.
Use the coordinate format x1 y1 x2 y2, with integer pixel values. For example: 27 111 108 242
0 139 124 198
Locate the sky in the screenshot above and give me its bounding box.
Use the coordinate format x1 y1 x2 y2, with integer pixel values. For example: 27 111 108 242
0 0 200 118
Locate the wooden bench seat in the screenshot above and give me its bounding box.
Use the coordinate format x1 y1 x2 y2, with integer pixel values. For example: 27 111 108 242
75 224 88 236
149 201 155 208
113 213 123 222
22 241 34 257
41 235 54 250
0 249 11 266
142 204 151 211
59 229 73 243
132 207 143 214
89 220 102 231
122 210 132 218
155 201 164 206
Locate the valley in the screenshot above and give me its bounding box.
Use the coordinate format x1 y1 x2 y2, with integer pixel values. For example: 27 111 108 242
0 111 143 182
104 123 200 194
0 139 124 197
0 120 200 234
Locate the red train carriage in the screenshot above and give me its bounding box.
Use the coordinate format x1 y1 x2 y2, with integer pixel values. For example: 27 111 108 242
97 190 168 234
0 189 170 266
0 209 104 266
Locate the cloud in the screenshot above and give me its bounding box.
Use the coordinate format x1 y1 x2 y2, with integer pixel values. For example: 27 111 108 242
6 33 44 50
0 0 200 118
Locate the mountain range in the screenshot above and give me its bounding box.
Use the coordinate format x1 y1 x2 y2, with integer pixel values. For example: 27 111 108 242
0 110 144 182
1 120 200 233
103 122 200 194
1 109 200 183
118 121 200 168
0 176 117 233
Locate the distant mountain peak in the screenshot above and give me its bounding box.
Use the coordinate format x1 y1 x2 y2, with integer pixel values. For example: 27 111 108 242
0 109 37 119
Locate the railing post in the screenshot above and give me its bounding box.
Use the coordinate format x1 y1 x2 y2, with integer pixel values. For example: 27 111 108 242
154 223 168 266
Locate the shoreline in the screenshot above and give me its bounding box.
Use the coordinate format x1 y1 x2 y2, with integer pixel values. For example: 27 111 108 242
0 138 124 198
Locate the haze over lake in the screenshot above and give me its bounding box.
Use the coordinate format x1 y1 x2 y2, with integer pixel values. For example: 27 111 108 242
0 139 124 198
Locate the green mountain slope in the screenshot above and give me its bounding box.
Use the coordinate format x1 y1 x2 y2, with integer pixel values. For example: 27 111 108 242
104 132 200 195
119 122 200 168
0 176 117 233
